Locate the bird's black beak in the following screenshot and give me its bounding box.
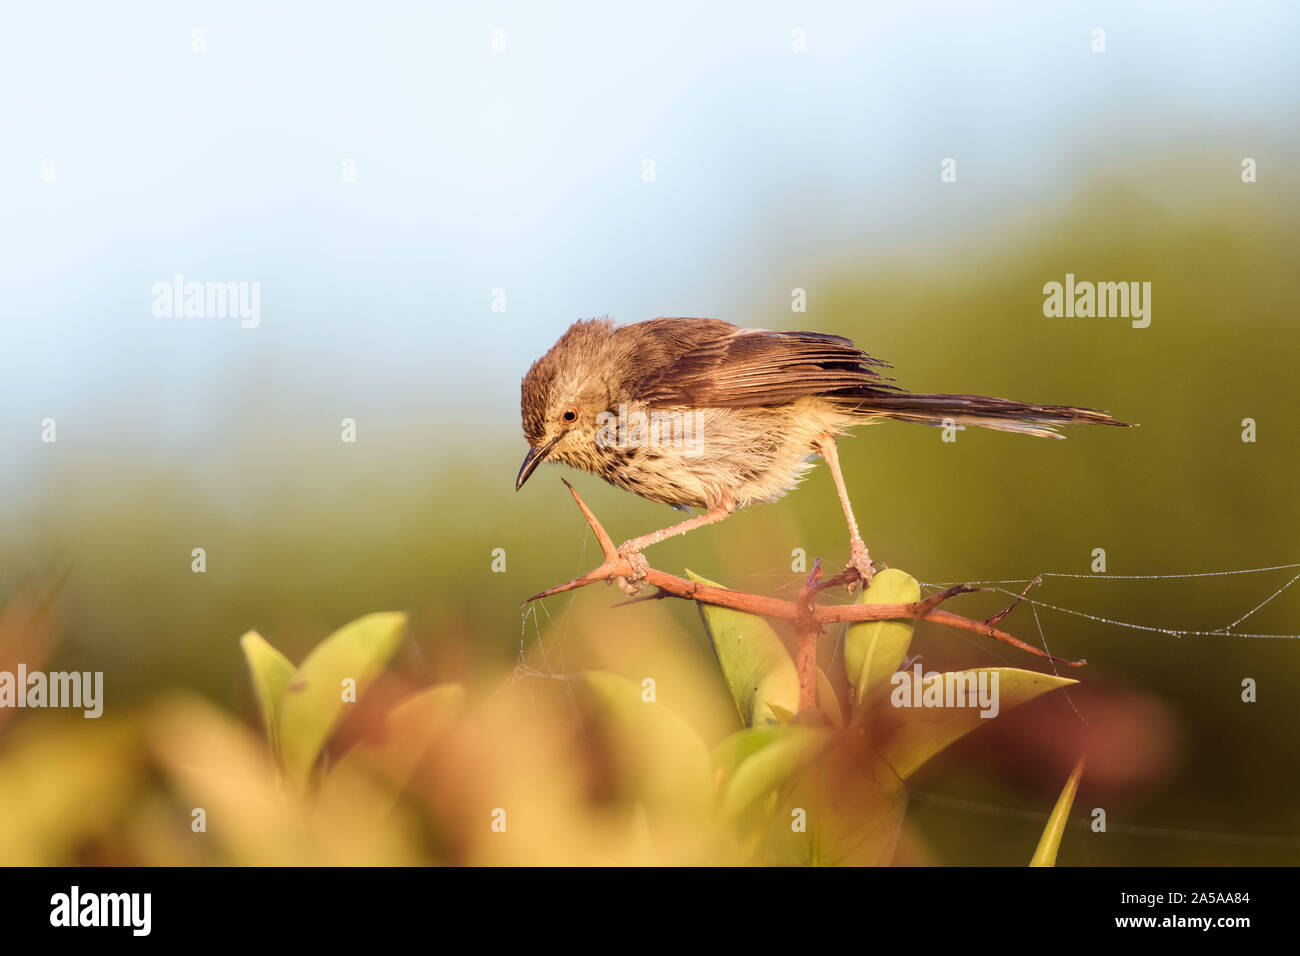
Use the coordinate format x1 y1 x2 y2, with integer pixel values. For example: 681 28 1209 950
515 438 557 491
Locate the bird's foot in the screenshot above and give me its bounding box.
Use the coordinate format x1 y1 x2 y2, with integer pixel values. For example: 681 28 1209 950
845 541 876 592
614 546 650 596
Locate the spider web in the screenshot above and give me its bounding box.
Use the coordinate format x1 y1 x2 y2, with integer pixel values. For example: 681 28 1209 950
921 563 1300 639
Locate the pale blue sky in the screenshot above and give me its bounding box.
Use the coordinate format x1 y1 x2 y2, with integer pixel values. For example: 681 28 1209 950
2 1 1296 484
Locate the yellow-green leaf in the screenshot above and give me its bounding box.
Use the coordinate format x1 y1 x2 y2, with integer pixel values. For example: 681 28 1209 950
844 568 920 719
1031 757 1086 867
278 611 407 787
768 703 797 724
686 570 798 728
874 667 1077 780
817 667 844 729
711 726 786 795
719 725 829 822
239 630 295 756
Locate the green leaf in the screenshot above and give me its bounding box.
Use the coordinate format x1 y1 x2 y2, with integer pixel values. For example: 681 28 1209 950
238 630 295 756
711 726 786 795
277 611 408 788
719 725 829 822
1031 757 1086 867
686 570 799 728
844 568 920 719
874 667 1078 780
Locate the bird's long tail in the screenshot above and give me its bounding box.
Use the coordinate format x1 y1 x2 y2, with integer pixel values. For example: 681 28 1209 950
839 393 1130 438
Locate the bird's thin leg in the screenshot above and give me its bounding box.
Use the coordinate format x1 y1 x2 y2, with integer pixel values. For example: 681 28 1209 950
619 499 735 554
815 435 875 588
614 498 735 595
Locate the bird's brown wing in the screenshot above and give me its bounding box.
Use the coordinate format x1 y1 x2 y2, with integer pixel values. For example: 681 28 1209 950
627 320 898 408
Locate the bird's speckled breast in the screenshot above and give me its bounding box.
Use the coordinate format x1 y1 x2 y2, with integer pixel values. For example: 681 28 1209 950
554 399 864 511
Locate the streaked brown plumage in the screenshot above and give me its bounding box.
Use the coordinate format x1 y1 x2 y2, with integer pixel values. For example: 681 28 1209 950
518 316 1128 589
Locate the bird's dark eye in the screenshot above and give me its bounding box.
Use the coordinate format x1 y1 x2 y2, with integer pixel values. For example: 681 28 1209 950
562 407 578 423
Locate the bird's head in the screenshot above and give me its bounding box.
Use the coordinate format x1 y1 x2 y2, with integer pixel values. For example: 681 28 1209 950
516 318 619 490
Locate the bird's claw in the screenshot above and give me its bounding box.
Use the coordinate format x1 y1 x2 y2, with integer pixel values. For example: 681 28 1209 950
614 547 650 596
845 543 876 593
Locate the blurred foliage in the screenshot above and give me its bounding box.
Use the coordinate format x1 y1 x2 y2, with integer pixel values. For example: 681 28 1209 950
0 579 1080 865
1 171 1298 862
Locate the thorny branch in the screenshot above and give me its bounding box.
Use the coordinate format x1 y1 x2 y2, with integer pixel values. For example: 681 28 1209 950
523 480 1085 711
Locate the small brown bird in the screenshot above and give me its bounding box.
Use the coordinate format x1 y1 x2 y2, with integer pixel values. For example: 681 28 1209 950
517 317 1127 590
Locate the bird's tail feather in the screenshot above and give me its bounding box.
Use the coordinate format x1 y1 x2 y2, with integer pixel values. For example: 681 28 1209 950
838 393 1130 439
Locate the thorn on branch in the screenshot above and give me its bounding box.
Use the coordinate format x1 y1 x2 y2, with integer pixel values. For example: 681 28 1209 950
610 588 672 608
911 584 981 617
818 565 863 594
986 574 1044 628
561 478 619 561
804 557 824 590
